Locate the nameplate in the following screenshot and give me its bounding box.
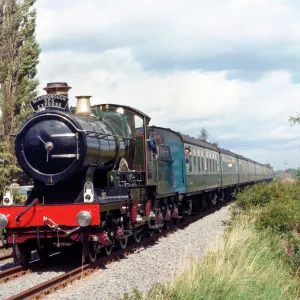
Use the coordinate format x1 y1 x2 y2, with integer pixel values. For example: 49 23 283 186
30 95 68 112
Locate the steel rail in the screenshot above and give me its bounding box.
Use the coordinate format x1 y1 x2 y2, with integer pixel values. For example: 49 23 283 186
0 265 32 284
0 253 12 262
0 253 61 283
8 203 228 300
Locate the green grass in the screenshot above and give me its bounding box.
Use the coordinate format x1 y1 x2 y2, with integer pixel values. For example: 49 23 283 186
123 180 300 300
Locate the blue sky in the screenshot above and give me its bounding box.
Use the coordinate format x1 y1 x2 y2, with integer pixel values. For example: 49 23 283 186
34 0 300 170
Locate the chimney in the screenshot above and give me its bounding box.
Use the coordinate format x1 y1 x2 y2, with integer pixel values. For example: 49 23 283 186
75 96 92 116
43 82 72 112
43 82 72 95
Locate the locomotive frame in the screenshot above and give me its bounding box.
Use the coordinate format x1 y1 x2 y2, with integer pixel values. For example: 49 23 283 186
0 82 273 266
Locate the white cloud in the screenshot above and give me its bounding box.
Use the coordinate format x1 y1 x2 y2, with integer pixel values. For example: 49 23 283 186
33 0 300 170
35 0 300 60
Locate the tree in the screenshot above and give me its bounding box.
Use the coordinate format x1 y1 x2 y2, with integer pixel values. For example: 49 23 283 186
289 114 300 125
295 168 300 182
211 142 219 147
197 127 219 147
0 0 40 194
198 127 209 141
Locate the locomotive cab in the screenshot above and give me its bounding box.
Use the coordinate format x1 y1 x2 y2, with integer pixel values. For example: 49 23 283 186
94 103 152 186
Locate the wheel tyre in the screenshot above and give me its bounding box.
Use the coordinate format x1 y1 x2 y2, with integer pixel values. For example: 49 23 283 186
156 226 162 233
21 249 31 267
133 232 142 243
104 245 112 256
13 243 31 267
87 242 97 263
212 193 218 206
118 237 128 250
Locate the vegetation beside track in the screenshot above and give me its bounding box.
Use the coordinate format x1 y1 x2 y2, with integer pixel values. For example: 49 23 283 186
123 180 300 300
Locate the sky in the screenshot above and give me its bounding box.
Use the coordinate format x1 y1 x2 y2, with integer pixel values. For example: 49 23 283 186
34 0 300 170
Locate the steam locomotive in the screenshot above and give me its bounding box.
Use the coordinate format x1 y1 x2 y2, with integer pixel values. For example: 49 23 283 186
0 82 273 266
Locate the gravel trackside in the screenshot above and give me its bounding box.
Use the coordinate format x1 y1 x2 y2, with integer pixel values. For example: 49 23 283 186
45 205 231 300
0 252 73 299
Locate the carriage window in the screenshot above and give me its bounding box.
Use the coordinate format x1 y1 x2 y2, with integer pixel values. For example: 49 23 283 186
189 154 193 172
134 115 144 133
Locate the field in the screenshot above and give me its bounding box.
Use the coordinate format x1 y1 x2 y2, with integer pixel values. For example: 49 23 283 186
123 179 300 300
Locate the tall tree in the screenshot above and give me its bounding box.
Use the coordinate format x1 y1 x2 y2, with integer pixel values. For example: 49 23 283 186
0 0 40 193
198 127 209 141
197 127 219 147
0 0 40 133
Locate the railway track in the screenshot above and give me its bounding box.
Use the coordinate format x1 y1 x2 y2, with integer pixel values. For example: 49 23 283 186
0 253 12 262
6 203 227 300
0 252 63 285
0 246 12 262
0 265 32 284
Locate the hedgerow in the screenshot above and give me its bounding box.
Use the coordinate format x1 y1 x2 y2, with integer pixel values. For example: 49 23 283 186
233 180 300 274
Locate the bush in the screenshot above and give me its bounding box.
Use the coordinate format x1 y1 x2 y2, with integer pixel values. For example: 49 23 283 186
234 181 300 233
234 182 273 210
257 201 300 232
233 180 300 275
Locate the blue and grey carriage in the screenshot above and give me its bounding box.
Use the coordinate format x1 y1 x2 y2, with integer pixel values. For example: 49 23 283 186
148 126 273 209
